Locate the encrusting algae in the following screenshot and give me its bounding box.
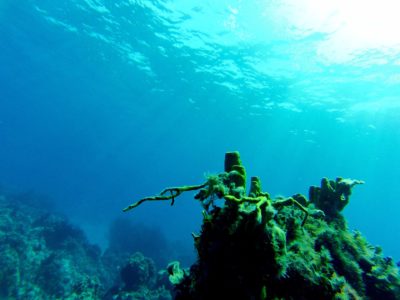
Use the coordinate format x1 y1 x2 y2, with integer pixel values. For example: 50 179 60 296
124 151 400 300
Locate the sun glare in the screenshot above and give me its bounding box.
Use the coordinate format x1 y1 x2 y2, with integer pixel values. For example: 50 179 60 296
264 0 400 63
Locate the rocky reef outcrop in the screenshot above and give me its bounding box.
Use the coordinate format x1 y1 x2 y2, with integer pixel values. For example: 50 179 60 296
0 191 106 299
0 190 172 299
125 152 400 300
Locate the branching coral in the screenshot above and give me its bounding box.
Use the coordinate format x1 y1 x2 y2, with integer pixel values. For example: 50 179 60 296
123 152 400 300
124 151 309 226
123 184 207 212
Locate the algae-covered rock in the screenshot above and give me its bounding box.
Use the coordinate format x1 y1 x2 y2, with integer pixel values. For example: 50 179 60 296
0 190 173 299
120 252 157 291
125 152 400 300
0 192 107 299
105 252 172 300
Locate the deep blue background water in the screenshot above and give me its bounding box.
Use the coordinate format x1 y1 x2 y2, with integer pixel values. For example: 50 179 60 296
1 0 399 263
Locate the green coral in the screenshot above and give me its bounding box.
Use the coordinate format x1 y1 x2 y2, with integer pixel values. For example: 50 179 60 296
309 177 364 222
124 152 400 300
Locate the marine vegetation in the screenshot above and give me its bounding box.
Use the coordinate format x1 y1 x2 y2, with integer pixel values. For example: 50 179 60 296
0 190 173 299
124 151 400 300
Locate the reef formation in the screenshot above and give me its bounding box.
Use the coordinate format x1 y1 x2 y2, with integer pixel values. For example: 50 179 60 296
0 190 172 299
124 151 400 300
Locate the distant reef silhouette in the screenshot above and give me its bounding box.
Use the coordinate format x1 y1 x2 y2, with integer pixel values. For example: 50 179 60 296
0 189 173 299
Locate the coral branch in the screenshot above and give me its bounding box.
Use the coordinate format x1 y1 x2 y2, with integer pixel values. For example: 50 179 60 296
123 183 207 212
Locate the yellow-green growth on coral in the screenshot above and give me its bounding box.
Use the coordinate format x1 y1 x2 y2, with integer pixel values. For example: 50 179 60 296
123 152 400 300
249 176 263 197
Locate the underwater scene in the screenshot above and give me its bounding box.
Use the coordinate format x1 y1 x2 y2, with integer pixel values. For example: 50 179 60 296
1 0 400 299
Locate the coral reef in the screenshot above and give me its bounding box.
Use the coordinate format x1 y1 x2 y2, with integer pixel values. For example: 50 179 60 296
105 252 171 300
309 177 364 222
0 190 172 299
125 151 400 300
0 192 106 299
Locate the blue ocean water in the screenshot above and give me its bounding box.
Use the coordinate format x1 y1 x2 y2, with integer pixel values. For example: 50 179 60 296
0 0 399 266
